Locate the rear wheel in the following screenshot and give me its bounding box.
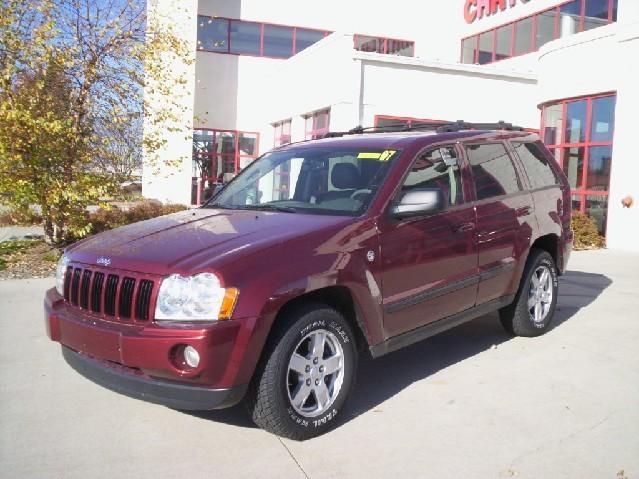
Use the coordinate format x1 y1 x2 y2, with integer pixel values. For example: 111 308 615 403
499 249 558 337
246 304 357 440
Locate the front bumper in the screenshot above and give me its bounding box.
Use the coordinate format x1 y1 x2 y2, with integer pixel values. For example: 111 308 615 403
45 288 262 404
62 346 247 410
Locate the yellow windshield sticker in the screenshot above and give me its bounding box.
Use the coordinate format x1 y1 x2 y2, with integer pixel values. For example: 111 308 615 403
357 152 382 159
378 150 396 162
357 150 396 161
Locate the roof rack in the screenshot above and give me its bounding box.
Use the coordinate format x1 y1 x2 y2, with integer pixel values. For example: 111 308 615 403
319 120 524 139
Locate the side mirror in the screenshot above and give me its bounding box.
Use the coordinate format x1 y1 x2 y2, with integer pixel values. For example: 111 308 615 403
392 188 447 219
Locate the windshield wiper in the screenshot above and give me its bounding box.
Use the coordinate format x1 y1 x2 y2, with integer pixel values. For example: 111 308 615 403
242 204 298 213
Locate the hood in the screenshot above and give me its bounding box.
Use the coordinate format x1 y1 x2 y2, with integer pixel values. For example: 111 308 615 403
67 208 352 276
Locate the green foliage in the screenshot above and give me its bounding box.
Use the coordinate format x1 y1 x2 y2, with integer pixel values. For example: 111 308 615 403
572 211 605 250
83 200 187 237
0 0 193 244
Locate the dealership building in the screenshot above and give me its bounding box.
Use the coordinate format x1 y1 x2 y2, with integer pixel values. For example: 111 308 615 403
143 0 639 251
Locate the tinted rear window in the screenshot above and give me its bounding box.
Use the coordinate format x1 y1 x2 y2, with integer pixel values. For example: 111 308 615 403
512 142 559 189
466 143 521 200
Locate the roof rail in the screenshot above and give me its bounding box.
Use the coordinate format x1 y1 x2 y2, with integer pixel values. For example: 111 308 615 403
319 120 524 139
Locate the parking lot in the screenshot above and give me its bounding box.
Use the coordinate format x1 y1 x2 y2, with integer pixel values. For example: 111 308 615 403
1 249 638 479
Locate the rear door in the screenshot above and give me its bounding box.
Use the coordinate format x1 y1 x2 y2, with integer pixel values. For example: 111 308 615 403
379 145 478 337
465 142 535 305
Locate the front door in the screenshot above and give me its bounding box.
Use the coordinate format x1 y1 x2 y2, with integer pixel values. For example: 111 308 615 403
379 145 478 338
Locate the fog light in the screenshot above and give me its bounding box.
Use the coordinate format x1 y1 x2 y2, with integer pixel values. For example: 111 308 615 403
184 346 200 368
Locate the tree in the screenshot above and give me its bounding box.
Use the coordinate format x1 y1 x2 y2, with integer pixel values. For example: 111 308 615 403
0 0 193 243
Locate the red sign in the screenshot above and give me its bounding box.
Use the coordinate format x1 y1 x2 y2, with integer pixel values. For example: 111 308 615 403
464 0 532 24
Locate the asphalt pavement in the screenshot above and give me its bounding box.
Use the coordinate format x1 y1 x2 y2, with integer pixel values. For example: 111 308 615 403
1 249 637 478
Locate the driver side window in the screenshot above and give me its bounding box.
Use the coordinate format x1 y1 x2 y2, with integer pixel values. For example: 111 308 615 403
401 147 464 206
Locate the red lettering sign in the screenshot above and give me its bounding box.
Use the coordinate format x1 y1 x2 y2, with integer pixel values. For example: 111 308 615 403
465 0 532 23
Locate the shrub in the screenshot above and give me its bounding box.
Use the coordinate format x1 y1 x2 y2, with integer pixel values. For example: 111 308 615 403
86 200 187 236
0 208 43 226
572 211 605 250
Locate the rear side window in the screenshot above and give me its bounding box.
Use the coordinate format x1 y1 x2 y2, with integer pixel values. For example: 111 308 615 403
466 143 521 200
512 141 559 189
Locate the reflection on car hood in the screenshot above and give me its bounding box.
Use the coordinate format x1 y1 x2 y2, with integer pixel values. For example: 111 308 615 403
66 208 351 275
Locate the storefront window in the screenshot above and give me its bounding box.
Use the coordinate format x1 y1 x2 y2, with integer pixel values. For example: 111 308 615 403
191 129 260 205
541 93 616 234
461 0 618 65
564 100 588 144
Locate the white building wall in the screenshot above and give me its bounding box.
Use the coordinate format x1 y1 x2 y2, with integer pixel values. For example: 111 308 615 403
358 54 539 128
142 0 198 205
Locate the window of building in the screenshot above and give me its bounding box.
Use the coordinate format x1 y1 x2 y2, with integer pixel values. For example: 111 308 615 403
466 143 521 200
295 28 327 54
478 31 494 64
197 17 229 52
273 119 292 147
514 16 534 56
402 147 464 206
229 20 261 55
304 109 330 140
354 35 415 56
541 93 616 233
263 25 294 58
197 17 330 58
191 128 260 205
512 142 559 189
461 0 618 65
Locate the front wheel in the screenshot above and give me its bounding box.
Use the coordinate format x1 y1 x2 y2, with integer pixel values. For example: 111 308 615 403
499 249 559 337
246 304 357 440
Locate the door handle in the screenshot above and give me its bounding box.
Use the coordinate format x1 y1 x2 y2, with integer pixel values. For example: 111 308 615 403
515 206 533 217
454 222 475 233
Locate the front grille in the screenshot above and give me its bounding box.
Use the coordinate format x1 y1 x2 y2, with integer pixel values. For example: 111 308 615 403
63 266 154 322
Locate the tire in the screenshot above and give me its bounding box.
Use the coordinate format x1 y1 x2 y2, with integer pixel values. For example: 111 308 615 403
246 303 358 440
499 249 559 337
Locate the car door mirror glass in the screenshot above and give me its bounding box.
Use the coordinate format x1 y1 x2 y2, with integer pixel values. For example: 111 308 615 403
392 188 447 219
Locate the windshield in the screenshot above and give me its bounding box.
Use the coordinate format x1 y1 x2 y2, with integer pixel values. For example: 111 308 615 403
205 147 400 216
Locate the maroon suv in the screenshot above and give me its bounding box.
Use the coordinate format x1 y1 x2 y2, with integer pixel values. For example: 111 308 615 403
45 122 572 439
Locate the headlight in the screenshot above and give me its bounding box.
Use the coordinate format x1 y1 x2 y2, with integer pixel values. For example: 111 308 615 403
55 255 70 295
155 273 239 321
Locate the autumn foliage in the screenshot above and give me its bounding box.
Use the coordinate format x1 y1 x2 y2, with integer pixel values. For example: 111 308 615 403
0 0 192 244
